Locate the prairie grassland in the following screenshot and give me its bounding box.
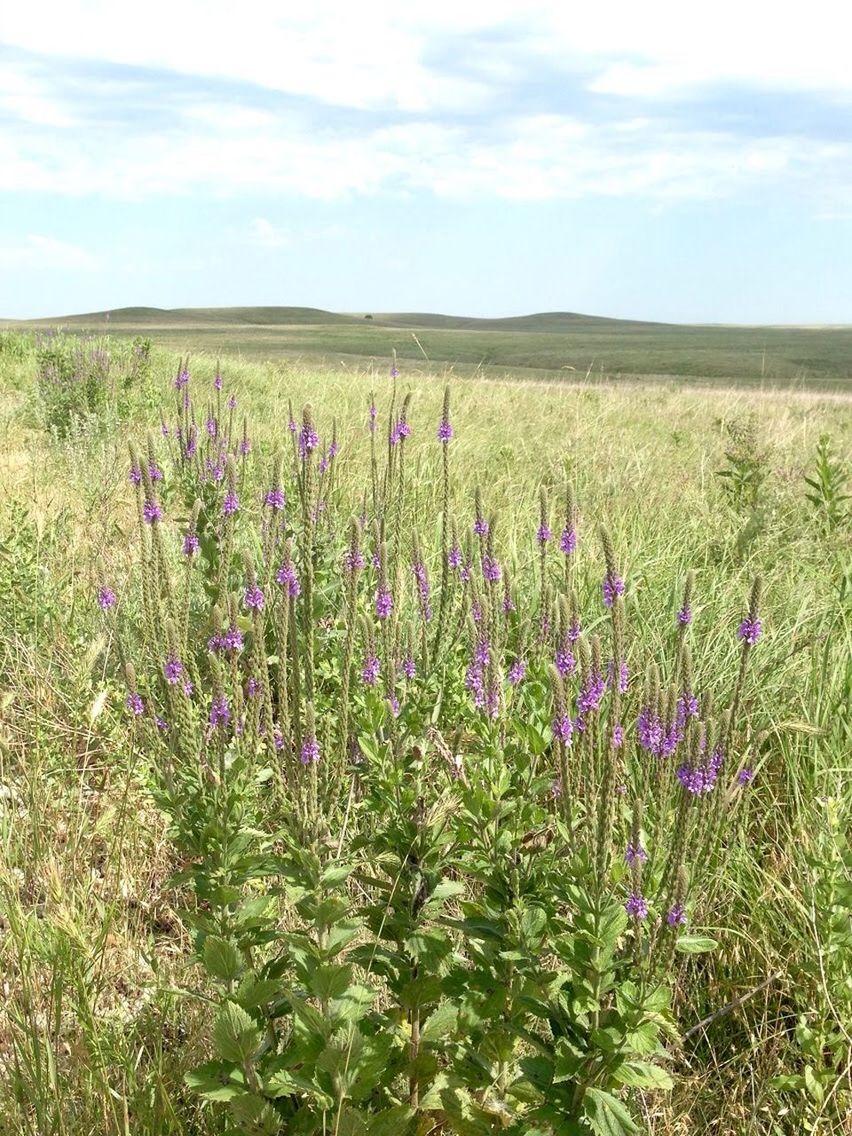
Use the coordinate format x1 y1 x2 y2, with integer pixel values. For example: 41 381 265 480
0 339 850 1135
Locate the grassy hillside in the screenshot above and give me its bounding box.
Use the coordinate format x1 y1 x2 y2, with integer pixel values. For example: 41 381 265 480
5 306 851 388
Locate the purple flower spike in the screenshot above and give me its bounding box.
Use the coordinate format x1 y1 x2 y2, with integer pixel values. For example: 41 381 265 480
602 573 625 607
164 657 183 685
129 465 142 486
625 842 648 866
227 394 237 410
737 616 762 645
390 365 399 378
677 605 692 626
552 713 573 744
276 561 301 597
214 373 223 391
301 736 320 764
612 723 625 748
473 517 489 537
209 695 230 728
174 369 190 390
559 527 577 555
264 487 285 510
437 419 453 443
625 892 649 920
738 768 755 785
666 904 687 926
244 583 265 610
361 655 380 686
536 524 552 545
223 492 240 515
482 555 501 583
97 586 117 610
126 691 144 716
142 499 163 524
507 659 526 686
402 656 416 679
448 545 462 569
376 588 393 619
182 532 200 556
342 548 365 574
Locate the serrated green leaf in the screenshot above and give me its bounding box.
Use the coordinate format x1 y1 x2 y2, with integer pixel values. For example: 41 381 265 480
185 1061 246 1101
613 1061 673 1090
203 937 243 982
213 1001 262 1064
583 1087 640 1136
421 1000 459 1044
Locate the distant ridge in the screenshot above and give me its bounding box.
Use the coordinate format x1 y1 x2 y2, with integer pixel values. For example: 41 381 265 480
15 305 668 334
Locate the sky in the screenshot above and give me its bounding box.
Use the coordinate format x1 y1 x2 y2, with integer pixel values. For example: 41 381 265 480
1 1 851 323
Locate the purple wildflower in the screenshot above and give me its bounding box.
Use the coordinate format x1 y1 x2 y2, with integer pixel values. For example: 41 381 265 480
126 692 144 716
473 516 489 537
174 369 189 390
390 365 399 378
97 586 117 610
577 672 605 716
738 616 762 645
222 625 244 651
387 691 401 717
239 437 251 456
677 605 692 626
537 524 552 545
209 695 230 728
412 561 432 621
625 842 648 866
361 655 380 686
559 527 577 555
368 402 377 433
160 422 170 437
401 656 416 679
223 492 239 515
276 561 301 597
376 588 393 620
666 904 688 927
507 659 526 685
264 487 285 510
602 572 625 608
244 583 265 610
342 548 365 573
638 708 664 754
552 713 573 744
437 418 453 443
301 736 320 764
502 590 515 614
129 465 142 486
182 678 194 697
482 555 501 583
227 394 237 411
298 425 319 458
612 723 625 748
738 768 755 785
606 659 629 694
164 657 183 685
182 532 200 556
448 544 462 569
142 499 163 524
214 372 223 391
555 646 576 678
155 715 168 731
625 892 649 920
206 417 218 439
246 678 259 698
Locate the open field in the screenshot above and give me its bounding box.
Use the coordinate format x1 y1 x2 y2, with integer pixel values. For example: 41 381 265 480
4 307 852 389
0 330 850 1135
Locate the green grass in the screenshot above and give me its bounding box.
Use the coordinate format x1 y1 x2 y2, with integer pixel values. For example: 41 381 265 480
5 307 852 388
0 333 850 1134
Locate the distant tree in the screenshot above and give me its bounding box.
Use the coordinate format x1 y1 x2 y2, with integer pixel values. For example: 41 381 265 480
364 313 373 319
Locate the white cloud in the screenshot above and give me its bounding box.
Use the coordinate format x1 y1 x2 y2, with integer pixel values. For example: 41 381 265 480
0 234 98 270
3 0 852 108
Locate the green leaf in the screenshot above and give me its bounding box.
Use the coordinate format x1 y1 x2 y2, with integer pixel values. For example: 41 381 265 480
213 1001 262 1064
202 937 243 983
583 1087 640 1136
367 1105 417 1135
421 1000 459 1043
613 1061 674 1091
185 1061 247 1101
321 862 356 888
228 1093 280 1135
674 936 719 954
308 963 354 1002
